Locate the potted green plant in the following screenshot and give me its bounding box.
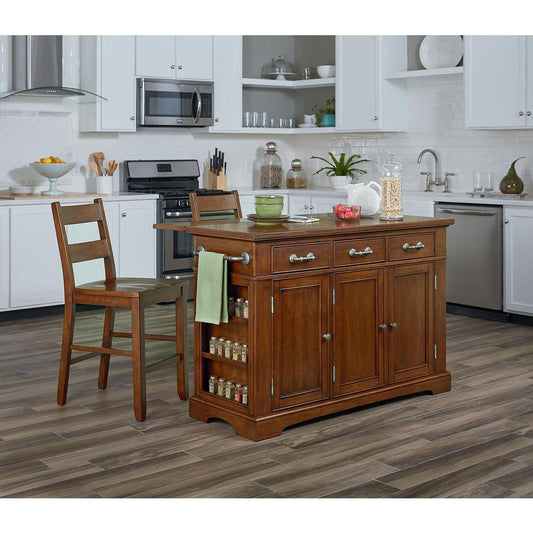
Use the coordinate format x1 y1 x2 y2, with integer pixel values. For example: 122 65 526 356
312 97 335 127
311 152 371 189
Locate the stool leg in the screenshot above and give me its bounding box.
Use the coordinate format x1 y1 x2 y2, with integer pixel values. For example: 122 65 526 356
98 306 115 390
176 288 189 400
131 300 146 421
57 299 75 405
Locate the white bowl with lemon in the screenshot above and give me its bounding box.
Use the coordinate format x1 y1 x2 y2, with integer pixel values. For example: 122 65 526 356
29 157 76 195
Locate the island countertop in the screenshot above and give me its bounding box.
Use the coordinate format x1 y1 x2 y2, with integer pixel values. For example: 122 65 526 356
154 213 455 242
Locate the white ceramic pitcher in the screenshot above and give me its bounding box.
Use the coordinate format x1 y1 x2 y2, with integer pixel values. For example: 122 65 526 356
344 181 382 217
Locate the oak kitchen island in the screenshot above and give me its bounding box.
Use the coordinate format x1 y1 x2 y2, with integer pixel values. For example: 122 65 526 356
155 214 454 441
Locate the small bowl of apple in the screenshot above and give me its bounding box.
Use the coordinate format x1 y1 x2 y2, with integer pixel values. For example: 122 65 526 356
333 204 360 221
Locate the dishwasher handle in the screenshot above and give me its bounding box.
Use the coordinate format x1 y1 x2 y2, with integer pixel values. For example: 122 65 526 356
436 208 497 216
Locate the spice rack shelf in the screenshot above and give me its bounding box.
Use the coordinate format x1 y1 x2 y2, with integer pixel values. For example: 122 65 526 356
202 391 249 410
201 351 247 368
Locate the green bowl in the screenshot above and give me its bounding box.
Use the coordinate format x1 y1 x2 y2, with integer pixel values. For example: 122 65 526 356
255 195 284 217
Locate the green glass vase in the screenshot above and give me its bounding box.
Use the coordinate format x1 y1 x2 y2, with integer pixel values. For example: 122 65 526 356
499 157 525 194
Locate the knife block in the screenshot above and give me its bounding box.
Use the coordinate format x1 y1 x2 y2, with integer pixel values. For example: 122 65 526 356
207 170 227 190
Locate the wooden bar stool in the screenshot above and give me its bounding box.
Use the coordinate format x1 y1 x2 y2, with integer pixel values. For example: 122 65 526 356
51 198 188 421
189 190 242 221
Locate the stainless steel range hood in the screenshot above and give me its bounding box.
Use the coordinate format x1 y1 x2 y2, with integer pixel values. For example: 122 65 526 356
0 36 106 103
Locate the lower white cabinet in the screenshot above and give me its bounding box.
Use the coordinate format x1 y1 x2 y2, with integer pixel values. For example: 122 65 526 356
1 198 157 312
10 205 64 308
288 193 344 215
0 208 9 309
503 206 533 315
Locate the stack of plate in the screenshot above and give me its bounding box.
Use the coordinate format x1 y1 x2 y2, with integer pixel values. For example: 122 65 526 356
247 195 289 225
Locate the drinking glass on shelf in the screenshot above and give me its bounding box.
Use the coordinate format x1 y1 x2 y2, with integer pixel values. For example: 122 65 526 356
260 112 269 128
269 117 277 128
473 172 483 192
243 111 252 128
287 118 295 128
483 172 494 192
252 111 260 128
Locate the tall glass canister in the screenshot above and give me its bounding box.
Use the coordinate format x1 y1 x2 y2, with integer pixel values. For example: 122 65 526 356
380 154 403 220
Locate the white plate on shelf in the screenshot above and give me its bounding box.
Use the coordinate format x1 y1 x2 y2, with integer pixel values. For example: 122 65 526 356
419 35 463 70
298 123 317 128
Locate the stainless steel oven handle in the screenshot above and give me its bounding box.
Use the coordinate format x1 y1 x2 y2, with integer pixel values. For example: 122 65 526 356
164 211 192 218
193 87 201 124
436 208 496 216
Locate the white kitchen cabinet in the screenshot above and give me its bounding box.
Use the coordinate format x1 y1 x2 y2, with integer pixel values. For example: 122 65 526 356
80 36 136 132
10 205 64 309
211 36 243 132
135 36 213 81
238 194 256 217
503 206 533 315
288 193 344 215
465 36 533 129
0 208 9 309
336 36 406 132
108 200 157 278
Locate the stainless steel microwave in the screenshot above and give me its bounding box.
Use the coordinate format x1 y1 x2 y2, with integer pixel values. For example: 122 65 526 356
137 78 214 127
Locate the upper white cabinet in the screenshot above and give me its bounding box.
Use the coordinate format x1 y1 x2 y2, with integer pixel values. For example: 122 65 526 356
211 36 243 131
336 36 406 132
465 36 533 128
503 206 533 315
135 36 213 81
80 36 136 132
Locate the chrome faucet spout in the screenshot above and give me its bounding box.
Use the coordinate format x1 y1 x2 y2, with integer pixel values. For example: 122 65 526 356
417 149 442 188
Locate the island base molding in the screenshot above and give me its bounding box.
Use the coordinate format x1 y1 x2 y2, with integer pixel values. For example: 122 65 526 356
189 372 451 441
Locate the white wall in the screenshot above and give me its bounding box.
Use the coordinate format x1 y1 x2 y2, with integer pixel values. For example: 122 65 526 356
2 74 533 194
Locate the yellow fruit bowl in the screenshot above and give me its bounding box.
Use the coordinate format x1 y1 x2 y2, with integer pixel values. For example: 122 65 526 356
29 162 76 195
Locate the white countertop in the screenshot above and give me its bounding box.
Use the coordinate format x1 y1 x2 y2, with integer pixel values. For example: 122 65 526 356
0 191 159 207
239 187 533 208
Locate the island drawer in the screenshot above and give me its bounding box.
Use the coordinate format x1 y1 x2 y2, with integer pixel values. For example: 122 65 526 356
333 237 386 266
388 232 435 261
271 242 330 273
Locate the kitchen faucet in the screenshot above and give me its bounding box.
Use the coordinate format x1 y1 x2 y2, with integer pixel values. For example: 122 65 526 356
417 149 452 193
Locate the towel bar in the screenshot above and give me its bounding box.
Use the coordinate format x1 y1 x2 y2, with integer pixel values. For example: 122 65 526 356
194 246 251 265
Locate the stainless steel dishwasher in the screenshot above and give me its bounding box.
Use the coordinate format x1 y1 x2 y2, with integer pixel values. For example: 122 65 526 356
434 203 503 310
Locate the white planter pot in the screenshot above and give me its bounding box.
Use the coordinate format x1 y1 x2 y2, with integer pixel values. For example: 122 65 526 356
329 175 351 189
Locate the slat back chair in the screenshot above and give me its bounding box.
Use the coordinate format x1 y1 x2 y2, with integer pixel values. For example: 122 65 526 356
189 190 242 221
51 198 188 421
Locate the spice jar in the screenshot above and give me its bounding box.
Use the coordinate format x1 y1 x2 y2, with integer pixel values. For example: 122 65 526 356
243 299 249 319
286 158 308 189
260 141 282 189
217 378 225 396
234 384 243 403
225 381 235 400
235 297 243 318
232 342 242 361
242 386 249 405
209 336 218 355
241 344 248 363
208 375 217 394
224 339 232 358
228 297 235 316
217 337 225 357
380 154 403 220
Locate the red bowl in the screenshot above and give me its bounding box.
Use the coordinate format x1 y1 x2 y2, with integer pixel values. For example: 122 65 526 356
333 204 360 221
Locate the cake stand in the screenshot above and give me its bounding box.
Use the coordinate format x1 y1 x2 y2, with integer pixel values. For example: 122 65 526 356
29 162 76 196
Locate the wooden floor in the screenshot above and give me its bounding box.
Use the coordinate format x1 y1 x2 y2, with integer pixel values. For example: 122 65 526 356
0 304 532 498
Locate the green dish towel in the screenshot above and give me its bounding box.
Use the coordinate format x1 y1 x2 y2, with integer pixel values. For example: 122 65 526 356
195 251 228 325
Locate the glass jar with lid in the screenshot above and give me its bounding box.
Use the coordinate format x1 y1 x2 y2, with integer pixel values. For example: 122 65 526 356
286 159 308 189
380 154 403 220
260 141 282 189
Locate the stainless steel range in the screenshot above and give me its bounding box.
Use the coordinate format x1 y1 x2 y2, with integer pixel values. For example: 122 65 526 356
124 159 231 298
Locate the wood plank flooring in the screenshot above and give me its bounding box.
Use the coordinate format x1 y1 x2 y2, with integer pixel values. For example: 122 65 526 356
0 305 532 498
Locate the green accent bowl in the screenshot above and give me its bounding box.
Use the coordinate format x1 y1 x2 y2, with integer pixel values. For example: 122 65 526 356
255 195 284 217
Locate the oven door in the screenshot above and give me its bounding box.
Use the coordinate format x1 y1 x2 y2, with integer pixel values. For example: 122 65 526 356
138 78 214 127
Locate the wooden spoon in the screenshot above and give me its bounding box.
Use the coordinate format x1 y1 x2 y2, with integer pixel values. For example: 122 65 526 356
89 161 101 175
106 159 116 176
92 152 105 175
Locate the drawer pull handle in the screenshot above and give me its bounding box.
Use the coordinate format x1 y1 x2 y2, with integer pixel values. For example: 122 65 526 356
389 322 397 329
349 246 373 257
323 333 331 341
289 252 316 264
402 241 425 251
379 324 387 331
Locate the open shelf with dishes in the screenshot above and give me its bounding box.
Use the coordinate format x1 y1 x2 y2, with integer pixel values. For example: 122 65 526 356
241 35 336 132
